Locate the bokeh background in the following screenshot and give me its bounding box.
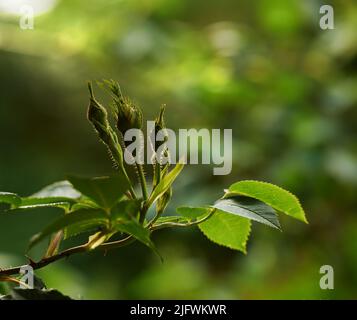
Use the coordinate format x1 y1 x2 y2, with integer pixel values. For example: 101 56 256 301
0 0 356 299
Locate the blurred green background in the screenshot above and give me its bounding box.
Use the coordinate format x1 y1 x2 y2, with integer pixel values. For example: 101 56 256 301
0 0 356 299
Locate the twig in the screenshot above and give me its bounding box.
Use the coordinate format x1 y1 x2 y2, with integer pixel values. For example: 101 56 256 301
150 208 216 231
0 276 31 289
0 209 216 277
136 164 148 201
0 235 133 277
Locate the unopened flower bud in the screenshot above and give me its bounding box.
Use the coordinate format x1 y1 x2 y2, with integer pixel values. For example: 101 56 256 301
87 82 110 141
101 80 143 135
87 82 124 169
154 104 167 152
116 97 143 134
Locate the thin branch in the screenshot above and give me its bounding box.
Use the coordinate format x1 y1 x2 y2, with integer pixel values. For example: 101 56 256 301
136 164 148 201
151 208 216 231
0 209 216 277
0 235 134 277
0 276 31 289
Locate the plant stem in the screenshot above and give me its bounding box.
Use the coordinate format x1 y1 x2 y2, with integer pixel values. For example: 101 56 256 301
123 169 137 200
0 210 216 277
136 163 149 224
136 164 148 201
151 208 216 230
0 276 31 289
0 236 134 277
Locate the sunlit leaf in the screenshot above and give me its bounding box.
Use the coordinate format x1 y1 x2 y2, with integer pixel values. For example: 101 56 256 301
13 181 81 211
176 206 211 220
0 192 21 207
69 199 101 211
30 181 81 199
147 161 184 208
154 216 190 224
227 180 307 223
17 197 73 210
87 231 113 250
198 210 251 253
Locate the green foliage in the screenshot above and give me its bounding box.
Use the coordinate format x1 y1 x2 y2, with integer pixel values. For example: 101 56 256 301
111 200 141 220
29 209 109 249
155 216 190 224
1 181 80 211
198 210 251 253
0 81 307 283
176 207 211 220
147 161 184 208
67 175 129 210
227 180 308 223
30 181 81 199
18 197 73 211
113 219 155 251
0 192 21 207
213 196 281 230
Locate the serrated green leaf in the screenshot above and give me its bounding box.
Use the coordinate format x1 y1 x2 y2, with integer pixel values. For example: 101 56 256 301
64 219 104 239
113 220 151 246
198 210 251 253
17 197 74 210
154 216 190 224
227 180 307 223
147 161 184 208
70 199 101 211
29 209 109 249
67 175 129 210
112 216 158 256
176 206 211 220
3 181 81 212
65 199 122 240
0 192 21 207
213 196 281 230
30 181 81 199
111 200 141 221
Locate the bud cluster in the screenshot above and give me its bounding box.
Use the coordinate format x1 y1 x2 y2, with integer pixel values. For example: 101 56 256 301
87 79 173 216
